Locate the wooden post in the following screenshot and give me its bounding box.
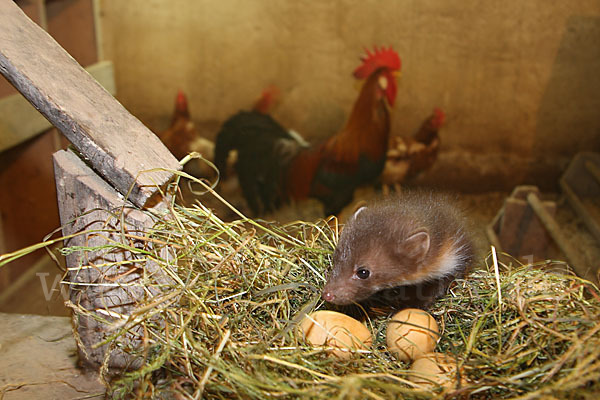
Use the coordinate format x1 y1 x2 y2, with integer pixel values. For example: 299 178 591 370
54 149 173 369
0 0 180 208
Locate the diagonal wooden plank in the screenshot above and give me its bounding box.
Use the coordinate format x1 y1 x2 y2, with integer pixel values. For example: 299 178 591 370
0 61 117 153
0 1 180 208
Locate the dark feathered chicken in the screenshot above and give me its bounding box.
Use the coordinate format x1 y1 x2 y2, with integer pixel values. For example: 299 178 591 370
214 47 401 216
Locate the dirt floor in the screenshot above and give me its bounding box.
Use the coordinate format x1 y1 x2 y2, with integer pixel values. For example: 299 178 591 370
0 313 105 399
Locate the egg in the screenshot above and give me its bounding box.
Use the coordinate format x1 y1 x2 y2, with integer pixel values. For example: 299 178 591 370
299 310 372 359
386 308 439 361
409 352 465 389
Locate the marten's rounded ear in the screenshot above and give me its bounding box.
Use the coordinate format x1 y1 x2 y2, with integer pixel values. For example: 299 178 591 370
352 206 367 219
404 229 430 261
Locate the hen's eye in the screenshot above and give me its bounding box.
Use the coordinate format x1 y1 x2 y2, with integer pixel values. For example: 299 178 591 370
356 267 370 279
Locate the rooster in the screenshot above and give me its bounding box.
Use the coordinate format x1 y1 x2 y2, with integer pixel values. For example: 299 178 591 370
214 46 401 216
381 108 445 193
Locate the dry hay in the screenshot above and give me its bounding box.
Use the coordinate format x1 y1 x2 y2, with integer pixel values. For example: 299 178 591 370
2 172 599 399
63 198 600 399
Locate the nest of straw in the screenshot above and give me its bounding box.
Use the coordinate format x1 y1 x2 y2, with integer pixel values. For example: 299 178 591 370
60 188 600 400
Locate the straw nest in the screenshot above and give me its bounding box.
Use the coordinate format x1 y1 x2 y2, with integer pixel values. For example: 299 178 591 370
53 188 600 400
2 165 578 400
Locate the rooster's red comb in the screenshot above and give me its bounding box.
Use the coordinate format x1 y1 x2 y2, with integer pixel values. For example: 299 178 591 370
253 85 280 114
176 90 188 111
353 46 401 79
432 108 445 128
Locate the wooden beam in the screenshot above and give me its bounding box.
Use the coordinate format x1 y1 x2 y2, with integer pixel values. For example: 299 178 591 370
0 1 180 208
0 61 116 153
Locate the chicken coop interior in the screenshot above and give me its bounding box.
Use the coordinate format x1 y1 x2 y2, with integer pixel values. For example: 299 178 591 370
0 0 599 397
1 0 600 316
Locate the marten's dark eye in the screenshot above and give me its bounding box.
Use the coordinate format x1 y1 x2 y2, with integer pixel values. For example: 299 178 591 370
356 267 370 279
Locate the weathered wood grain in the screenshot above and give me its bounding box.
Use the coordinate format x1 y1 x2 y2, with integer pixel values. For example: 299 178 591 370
53 148 173 369
0 1 180 207
0 61 116 153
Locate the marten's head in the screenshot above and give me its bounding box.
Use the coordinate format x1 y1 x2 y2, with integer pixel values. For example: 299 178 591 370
322 204 433 306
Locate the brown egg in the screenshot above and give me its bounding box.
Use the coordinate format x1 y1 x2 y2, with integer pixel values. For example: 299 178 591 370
299 310 372 359
409 352 466 389
386 308 439 361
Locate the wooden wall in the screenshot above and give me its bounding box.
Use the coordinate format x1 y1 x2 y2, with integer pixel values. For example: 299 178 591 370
0 0 99 312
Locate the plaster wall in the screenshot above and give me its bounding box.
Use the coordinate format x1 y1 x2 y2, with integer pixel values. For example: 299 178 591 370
100 0 600 190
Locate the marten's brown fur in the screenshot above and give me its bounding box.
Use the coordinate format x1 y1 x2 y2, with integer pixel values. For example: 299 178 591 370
322 190 474 309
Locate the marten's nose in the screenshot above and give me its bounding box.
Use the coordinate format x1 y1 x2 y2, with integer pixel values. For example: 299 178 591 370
322 291 335 302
